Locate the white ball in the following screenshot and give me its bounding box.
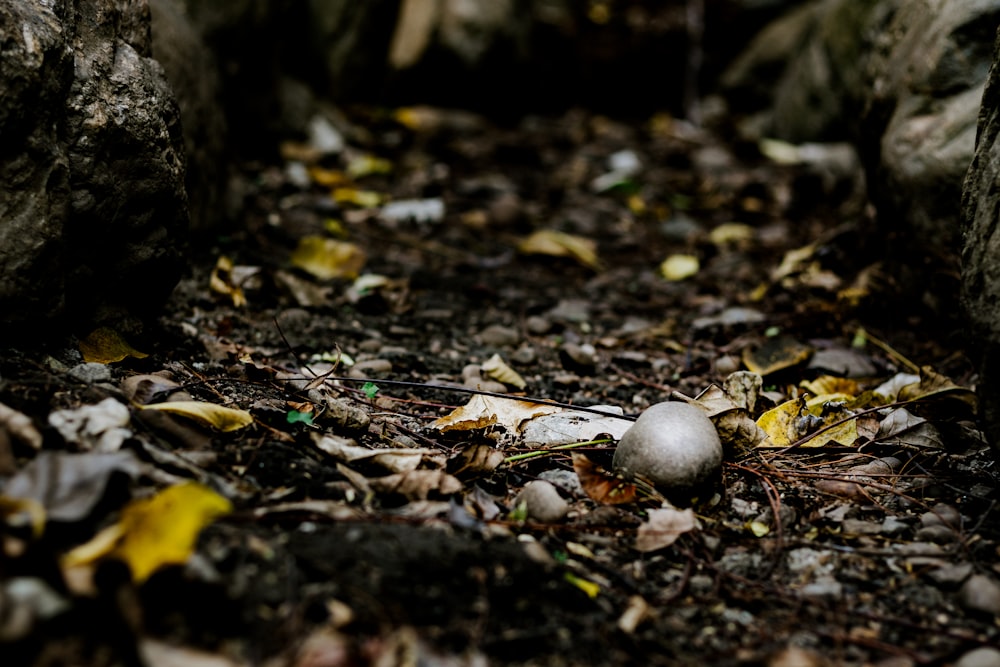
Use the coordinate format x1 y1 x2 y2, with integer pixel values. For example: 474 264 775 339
612 401 723 492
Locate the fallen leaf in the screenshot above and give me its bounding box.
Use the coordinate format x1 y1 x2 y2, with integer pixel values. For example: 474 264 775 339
312 433 440 473
449 444 505 476
635 507 699 552
481 353 527 390
332 188 382 208
62 482 232 583
79 327 148 364
209 255 248 307
521 405 632 447
137 401 253 432
2 451 143 522
518 230 601 270
368 470 462 500
431 394 560 433
290 236 367 280
742 336 813 376
573 453 637 505
0 402 43 450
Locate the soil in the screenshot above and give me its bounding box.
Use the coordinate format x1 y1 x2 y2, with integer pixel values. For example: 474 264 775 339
1 106 999 666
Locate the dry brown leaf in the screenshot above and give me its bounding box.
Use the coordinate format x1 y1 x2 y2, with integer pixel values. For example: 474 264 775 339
431 394 560 433
635 507 699 552
518 230 601 270
368 470 462 500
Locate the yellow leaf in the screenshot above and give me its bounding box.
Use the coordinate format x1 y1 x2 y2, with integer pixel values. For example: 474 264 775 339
481 353 527 390
709 223 755 247
307 166 349 188
518 230 601 270
209 255 247 307
290 236 366 280
659 254 699 281
332 188 383 208
756 398 805 448
79 327 148 364
138 401 253 432
748 520 770 537
563 572 601 599
63 483 232 583
346 154 393 178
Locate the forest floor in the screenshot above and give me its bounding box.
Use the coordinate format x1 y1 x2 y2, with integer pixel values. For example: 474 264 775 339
2 105 999 666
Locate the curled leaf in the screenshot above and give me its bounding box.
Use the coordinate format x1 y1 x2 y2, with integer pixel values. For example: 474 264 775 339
138 401 253 432
518 230 601 270
481 354 526 390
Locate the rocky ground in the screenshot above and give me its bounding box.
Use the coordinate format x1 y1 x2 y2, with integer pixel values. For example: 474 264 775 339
1 104 999 666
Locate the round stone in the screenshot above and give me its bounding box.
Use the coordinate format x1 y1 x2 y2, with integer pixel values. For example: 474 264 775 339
515 480 569 523
612 401 723 493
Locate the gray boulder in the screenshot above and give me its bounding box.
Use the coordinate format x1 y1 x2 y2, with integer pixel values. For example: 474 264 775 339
962 26 1000 450
0 0 188 335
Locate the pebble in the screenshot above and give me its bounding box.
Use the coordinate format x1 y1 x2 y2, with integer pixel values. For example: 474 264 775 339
68 363 113 384
954 648 1000 667
525 316 552 335
349 359 392 378
477 324 520 347
538 469 585 497
514 481 569 523
612 401 723 493
560 343 597 375
921 503 962 528
928 562 973 587
958 574 1000 616
546 299 591 324
510 346 537 365
914 524 959 544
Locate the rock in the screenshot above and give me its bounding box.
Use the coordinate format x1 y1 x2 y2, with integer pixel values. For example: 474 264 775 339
514 480 569 523
0 0 188 335
955 647 1000 667
612 401 723 495
559 343 597 375
958 574 1000 616
962 23 1000 451
477 324 521 347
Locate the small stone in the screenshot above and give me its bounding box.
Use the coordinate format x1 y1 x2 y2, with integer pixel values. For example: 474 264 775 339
560 343 597 375
514 481 569 523
880 516 910 537
349 359 392 378
914 524 959 544
928 562 973 587
478 324 520 347
612 401 723 494
958 574 1000 616
68 363 113 384
525 316 552 335
954 647 1000 667
510 346 537 365
921 503 961 528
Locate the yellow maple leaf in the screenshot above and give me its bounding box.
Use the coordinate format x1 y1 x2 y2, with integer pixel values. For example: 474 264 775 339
62 483 232 583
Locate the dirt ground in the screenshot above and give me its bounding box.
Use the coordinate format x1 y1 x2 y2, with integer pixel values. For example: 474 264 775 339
1 105 999 666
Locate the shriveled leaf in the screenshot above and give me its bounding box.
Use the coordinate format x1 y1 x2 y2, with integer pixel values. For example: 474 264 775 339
209 255 248 307
481 354 527 390
742 336 813 376
368 470 462 500
876 409 944 450
659 254 699 281
771 242 817 282
897 367 977 411
873 372 921 402
346 153 393 178
311 433 438 473
49 398 132 452
138 401 253 432
2 451 143 522
800 376 860 398
518 230 601 270
431 394 560 433
79 327 148 364
62 482 232 583
756 398 806 448
635 507 699 552
756 398 857 448
449 444 505 476
290 236 367 280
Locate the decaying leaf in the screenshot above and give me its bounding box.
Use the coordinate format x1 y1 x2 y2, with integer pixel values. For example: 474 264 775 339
312 433 442 473
635 507 699 552
62 482 232 583
449 444 505 476
2 451 143 523
573 453 637 505
876 409 944 449
79 327 148 364
290 236 367 280
756 398 858 448
431 394 560 433
367 470 462 500
332 188 383 208
481 354 527 390
897 367 977 410
49 398 132 452
742 336 813 376
520 405 632 447
137 401 253 432
518 230 601 270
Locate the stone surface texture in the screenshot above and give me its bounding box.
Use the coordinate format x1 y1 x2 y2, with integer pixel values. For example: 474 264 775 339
962 26 1000 451
0 0 188 334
